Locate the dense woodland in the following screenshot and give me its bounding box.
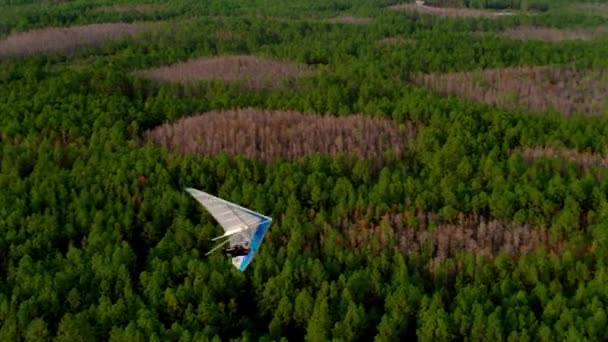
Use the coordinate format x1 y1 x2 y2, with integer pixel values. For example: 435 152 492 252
1 0 608 341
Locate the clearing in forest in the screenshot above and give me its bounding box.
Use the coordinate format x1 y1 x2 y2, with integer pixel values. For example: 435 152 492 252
517 146 608 170
144 108 415 164
412 66 608 116
0 23 143 57
137 55 311 89
499 25 608 41
95 4 166 13
388 3 515 18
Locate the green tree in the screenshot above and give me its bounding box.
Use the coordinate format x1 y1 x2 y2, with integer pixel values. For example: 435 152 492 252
417 294 452 342
305 283 331 342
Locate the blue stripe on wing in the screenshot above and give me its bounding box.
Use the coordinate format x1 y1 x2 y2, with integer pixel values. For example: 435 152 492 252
237 219 272 271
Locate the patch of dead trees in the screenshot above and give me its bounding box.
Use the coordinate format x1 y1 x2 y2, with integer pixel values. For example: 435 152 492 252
0 23 143 57
137 55 312 89
144 108 415 166
413 66 608 116
336 210 560 263
500 25 608 42
517 146 608 171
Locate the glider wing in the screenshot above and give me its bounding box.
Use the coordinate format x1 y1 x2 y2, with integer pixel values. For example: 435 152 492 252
186 188 272 271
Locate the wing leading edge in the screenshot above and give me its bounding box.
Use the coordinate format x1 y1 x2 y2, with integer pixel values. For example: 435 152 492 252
186 188 272 271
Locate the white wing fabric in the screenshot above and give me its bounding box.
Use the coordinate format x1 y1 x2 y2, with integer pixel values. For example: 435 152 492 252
186 188 265 238
186 188 272 271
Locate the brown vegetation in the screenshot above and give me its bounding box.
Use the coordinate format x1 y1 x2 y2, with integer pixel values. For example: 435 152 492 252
95 4 165 13
412 66 608 116
325 16 373 25
388 3 515 18
336 211 559 264
137 55 311 89
500 25 608 41
144 108 415 164
0 23 143 57
517 146 608 170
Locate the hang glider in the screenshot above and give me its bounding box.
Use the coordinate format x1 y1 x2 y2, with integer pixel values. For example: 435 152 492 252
186 188 272 271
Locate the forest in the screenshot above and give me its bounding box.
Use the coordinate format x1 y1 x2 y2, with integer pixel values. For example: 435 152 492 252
1 0 608 340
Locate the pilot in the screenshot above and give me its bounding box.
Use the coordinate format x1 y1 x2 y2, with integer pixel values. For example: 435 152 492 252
223 241 250 257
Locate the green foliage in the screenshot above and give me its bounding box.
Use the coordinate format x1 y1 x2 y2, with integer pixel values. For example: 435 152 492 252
1 0 608 340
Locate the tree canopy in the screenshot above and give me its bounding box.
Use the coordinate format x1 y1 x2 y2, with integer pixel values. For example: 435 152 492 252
1 0 608 340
